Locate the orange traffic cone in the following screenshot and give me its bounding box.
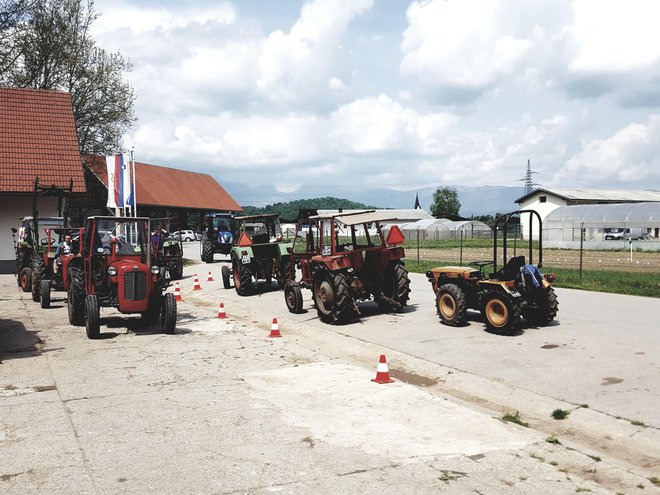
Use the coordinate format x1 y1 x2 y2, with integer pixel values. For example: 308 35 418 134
268 317 282 338
207 271 214 282
216 302 227 319
371 354 394 384
193 274 202 291
173 282 183 302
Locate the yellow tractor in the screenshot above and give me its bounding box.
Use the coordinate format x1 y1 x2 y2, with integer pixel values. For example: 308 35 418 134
426 210 558 333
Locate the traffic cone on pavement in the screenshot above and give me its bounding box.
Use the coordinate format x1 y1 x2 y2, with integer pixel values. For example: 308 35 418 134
207 271 214 282
268 317 282 338
371 354 395 384
174 282 183 302
216 302 227 319
193 274 202 291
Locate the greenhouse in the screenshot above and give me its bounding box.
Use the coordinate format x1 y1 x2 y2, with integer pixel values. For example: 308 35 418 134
543 202 660 247
385 219 491 241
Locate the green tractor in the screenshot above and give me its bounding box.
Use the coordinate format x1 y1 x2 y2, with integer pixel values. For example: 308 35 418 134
200 213 235 263
426 210 558 333
222 214 293 295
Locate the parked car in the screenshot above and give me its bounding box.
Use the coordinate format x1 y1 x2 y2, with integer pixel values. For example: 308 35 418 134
171 230 196 242
604 228 648 240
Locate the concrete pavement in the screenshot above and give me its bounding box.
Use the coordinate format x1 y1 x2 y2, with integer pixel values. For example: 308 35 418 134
1 262 659 494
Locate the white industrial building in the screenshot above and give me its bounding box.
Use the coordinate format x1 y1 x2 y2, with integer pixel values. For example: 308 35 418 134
515 188 660 247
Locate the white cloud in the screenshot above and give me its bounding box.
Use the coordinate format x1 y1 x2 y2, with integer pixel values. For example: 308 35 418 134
555 115 660 185
568 0 660 74
400 0 536 99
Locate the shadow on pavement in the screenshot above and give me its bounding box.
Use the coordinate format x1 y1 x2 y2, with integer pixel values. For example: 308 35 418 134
0 317 42 363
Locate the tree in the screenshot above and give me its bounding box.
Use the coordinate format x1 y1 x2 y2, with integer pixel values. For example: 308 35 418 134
430 186 461 218
1 0 135 155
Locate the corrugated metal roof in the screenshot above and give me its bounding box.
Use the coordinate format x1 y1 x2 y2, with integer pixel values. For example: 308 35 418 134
545 202 660 227
0 87 86 193
516 187 660 204
84 155 242 211
317 208 433 220
311 210 398 226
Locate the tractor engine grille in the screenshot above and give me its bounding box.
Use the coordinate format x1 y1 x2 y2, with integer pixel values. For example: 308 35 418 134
124 271 147 301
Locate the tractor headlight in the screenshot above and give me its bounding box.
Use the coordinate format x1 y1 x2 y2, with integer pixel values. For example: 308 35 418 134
107 266 117 276
151 265 160 275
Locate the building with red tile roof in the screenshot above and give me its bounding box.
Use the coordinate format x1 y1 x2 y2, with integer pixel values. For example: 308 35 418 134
1 87 86 273
83 155 242 212
0 87 85 194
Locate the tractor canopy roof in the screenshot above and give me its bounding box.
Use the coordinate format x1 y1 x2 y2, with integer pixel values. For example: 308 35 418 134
309 210 397 226
234 213 280 222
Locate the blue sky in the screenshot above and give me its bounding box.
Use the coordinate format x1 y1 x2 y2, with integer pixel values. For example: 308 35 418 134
92 0 660 203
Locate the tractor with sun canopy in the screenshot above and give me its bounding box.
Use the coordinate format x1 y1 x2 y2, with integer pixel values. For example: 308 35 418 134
284 210 410 324
426 209 558 333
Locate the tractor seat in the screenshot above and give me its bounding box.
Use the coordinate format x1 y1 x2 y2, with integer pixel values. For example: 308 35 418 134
492 255 526 281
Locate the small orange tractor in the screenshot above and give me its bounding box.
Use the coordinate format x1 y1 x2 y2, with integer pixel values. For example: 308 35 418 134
426 210 558 332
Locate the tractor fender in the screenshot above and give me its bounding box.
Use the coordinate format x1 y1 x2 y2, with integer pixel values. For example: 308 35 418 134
478 280 521 298
232 246 254 263
276 242 293 257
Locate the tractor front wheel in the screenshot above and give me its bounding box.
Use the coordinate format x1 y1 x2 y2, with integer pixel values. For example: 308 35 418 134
436 283 467 326
85 294 101 339
284 281 303 313
39 279 51 309
19 267 32 293
31 255 46 302
221 265 231 289
482 292 521 333
161 293 177 334
67 266 85 326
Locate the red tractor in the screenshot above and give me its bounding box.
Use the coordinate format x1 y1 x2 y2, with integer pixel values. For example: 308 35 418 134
284 210 410 323
32 227 84 308
67 216 176 339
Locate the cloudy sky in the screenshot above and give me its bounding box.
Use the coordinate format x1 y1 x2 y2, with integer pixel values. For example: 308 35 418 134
91 0 660 205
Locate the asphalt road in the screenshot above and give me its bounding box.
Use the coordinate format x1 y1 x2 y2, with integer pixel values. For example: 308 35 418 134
189 242 660 429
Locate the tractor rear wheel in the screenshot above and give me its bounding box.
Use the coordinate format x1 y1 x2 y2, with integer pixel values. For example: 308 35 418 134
482 291 521 333
161 293 177 334
67 266 85 326
221 265 231 289
232 255 254 296
436 283 467 326
32 255 46 302
85 294 100 339
19 267 32 292
202 241 214 263
524 287 558 326
284 281 303 313
378 261 410 311
39 279 51 309
313 271 354 323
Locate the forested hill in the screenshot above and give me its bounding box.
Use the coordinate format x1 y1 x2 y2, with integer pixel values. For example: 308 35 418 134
240 197 376 222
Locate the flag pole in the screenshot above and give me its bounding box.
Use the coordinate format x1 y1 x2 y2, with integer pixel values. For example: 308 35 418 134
130 146 137 217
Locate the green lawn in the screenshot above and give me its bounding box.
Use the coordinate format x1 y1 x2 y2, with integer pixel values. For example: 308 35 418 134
404 259 660 299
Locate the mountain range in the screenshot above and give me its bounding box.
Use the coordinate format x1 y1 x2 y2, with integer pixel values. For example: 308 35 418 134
219 179 524 216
